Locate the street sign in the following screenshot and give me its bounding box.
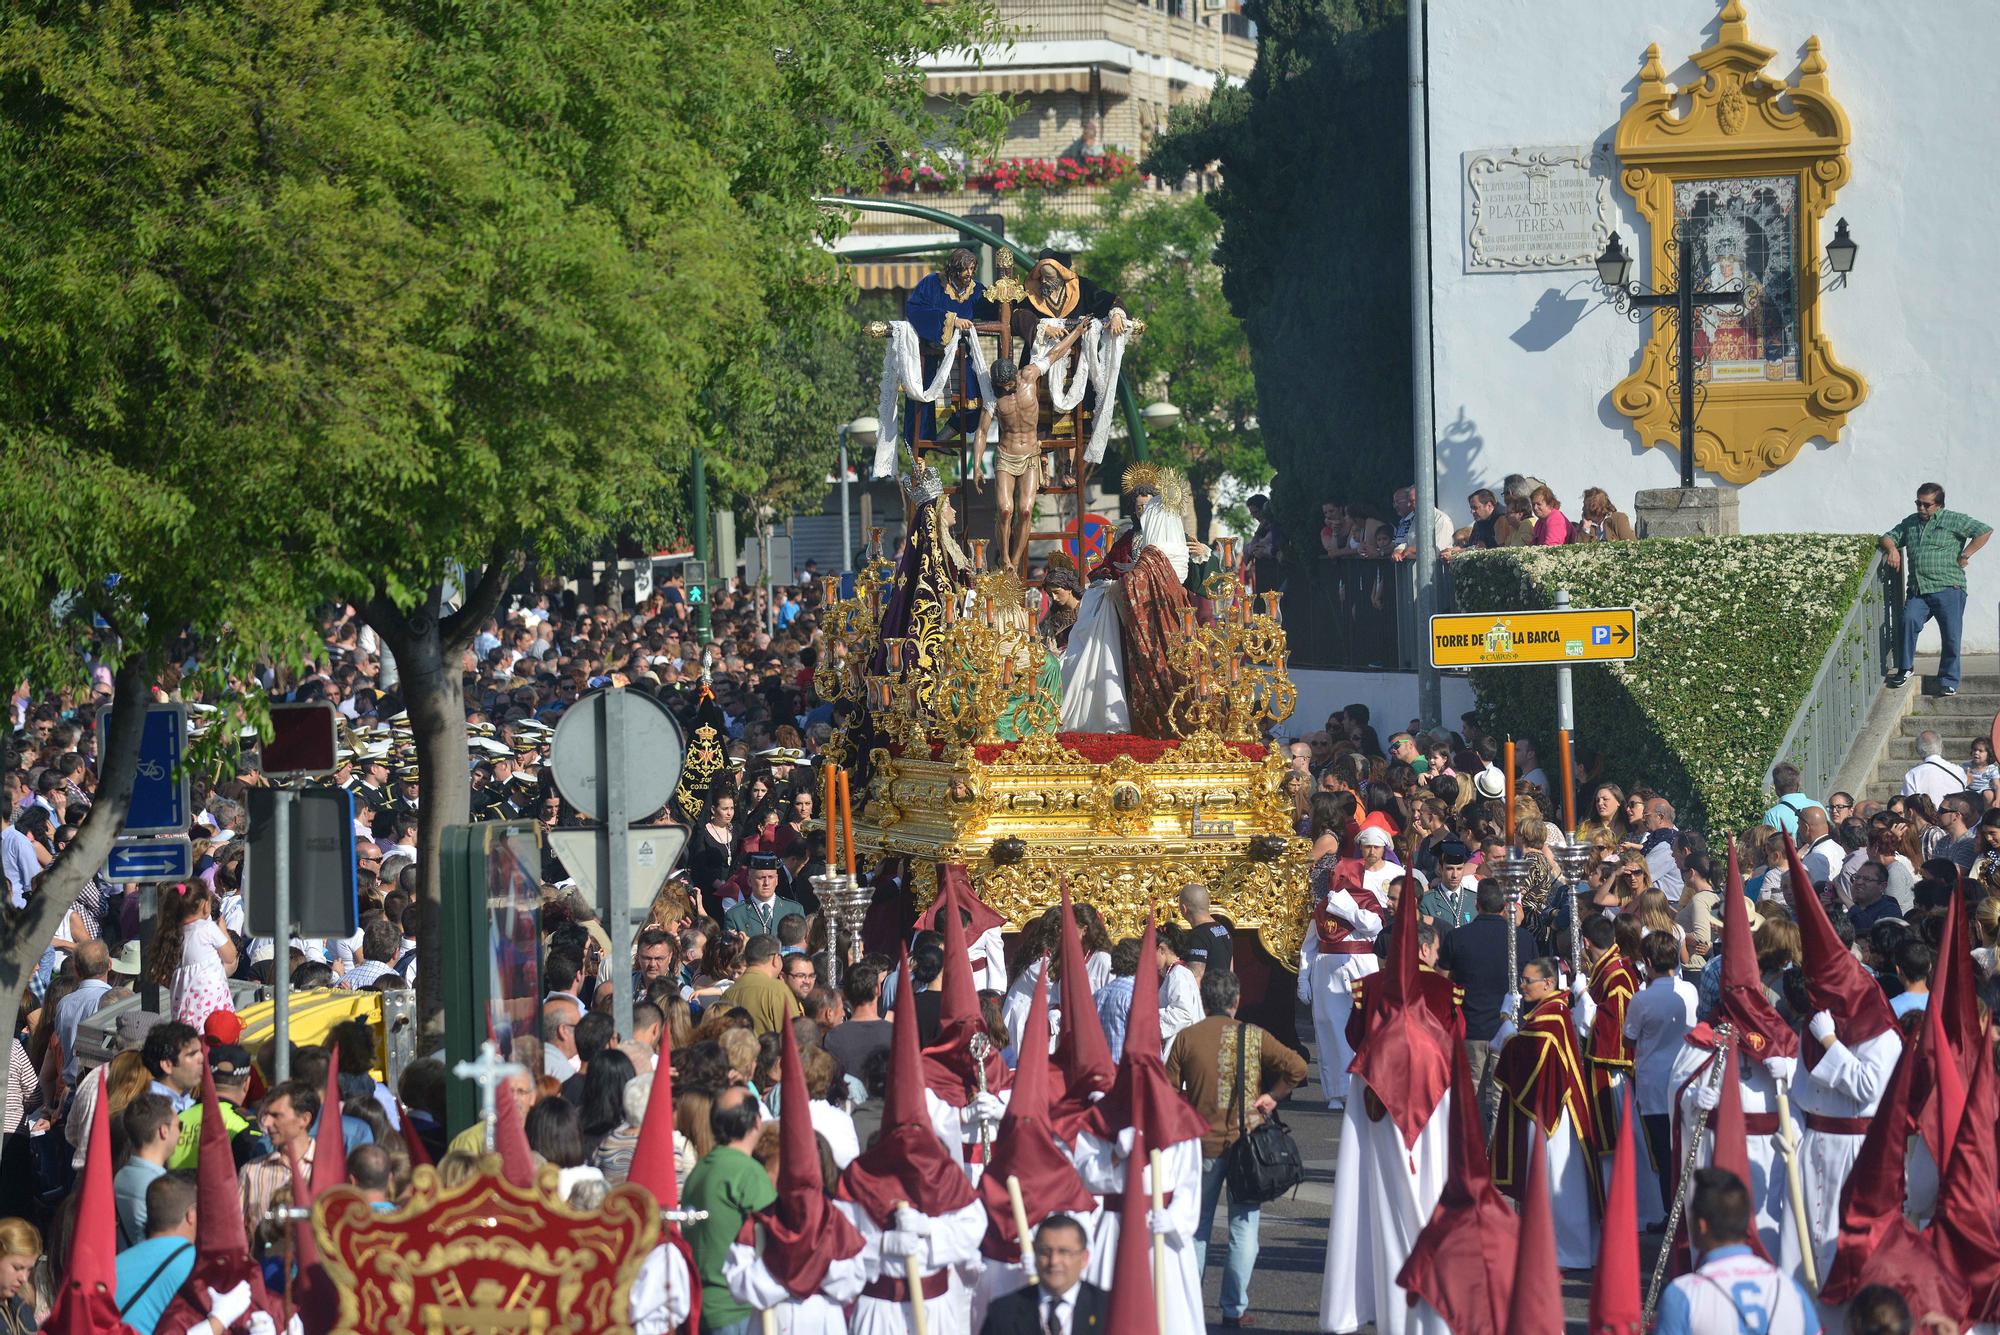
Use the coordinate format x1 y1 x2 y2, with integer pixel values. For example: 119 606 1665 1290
1428 607 1638 669
245 787 358 938
262 701 339 778
100 703 189 836
105 837 194 884
549 690 686 822
546 826 689 926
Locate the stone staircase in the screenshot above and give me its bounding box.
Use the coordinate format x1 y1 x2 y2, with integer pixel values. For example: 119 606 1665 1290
1868 675 2000 797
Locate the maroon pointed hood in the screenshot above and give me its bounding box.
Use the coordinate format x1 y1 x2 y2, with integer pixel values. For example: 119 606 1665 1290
1820 1039 1967 1316
1929 1023 2000 1323
915 862 1006 939
1049 881 1115 1140
494 1075 535 1189
629 1022 681 1210
922 864 1010 1105
1078 914 1210 1153
1588 1085 1643 1335
40 1060 129 1335
311 1046 347 1198
1505 1136 1564 1335
1350 879 1453 1148
1716 845 1796 1060
979 960 1096 1263
288 1150 340 1335
1781 832 1895 1052
838 953 978 1226
1914 877 1979 1170
761 1018 865 1296
156 1056 282 1331
1102 1129 1158 1335
1397 1043 1518 1334
1710 1042 1771 1263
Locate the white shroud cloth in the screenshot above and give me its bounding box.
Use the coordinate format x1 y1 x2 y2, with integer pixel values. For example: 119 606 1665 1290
1072 1130 1206 1335
1060 581 1128 732
1545 1114 1598 1270
847 1197 988 1335
1320 1076 1451 1335
725 1240 867 1335
1780 1029 1901 1287
1669 1044 1785 1257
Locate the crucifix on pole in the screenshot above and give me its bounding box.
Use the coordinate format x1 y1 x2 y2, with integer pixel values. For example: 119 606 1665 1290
1597 227 1744 489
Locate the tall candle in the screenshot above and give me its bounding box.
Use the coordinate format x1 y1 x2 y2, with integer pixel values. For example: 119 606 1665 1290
1558 727 1576 835
823 763 837 867
837 769 857 878
1503 736 1517 848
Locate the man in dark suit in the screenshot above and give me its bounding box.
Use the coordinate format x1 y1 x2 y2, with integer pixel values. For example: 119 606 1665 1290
980 1214 1107 1335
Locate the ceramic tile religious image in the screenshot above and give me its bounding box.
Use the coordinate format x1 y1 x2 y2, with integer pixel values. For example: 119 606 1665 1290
1673 176 1800 384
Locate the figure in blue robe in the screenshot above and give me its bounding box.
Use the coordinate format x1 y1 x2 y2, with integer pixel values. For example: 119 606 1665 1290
902 247 996 448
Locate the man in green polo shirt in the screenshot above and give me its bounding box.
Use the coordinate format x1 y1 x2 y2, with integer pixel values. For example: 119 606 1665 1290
683 1088 776 1335
1881 481 1992 696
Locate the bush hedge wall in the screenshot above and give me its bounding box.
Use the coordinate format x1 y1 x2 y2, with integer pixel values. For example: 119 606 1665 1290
1448 534 1877 838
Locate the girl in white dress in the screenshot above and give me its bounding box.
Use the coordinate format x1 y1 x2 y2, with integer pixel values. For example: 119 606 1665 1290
152 882 237 1030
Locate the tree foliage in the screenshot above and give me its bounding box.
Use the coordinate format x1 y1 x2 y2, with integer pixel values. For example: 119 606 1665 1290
1146 0 1413 553
1010 181 1266 535
0 0 1006 1007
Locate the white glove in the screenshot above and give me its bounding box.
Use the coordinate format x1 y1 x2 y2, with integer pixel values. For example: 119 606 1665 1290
880 1229 925 1261
893 1206 934 1237
1147 1208 1175 1237
207 1282 253 1329
1694 1074 1722 1112
1499 992 1521 1022
1570 972 1589 1000
1764 1056 1797 1087
247 1313 277 1335
1808 1010 1838 1046
1490 1019 1518 1049
1296 975 1312 1004
967 1092 1005 1125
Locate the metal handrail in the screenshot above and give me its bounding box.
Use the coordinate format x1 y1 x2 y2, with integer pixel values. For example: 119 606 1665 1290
1765 551 1898 797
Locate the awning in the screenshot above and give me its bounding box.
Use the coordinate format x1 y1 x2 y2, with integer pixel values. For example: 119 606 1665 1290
926 66 1129 97
850 261 935 291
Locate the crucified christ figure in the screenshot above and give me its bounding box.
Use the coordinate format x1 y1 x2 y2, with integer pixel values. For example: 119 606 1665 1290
988 318 1093 573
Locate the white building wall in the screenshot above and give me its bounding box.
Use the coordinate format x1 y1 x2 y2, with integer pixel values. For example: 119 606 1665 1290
1424 0 2000 647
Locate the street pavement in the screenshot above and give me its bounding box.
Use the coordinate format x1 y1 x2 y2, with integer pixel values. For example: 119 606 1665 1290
1190 1005 1651 1332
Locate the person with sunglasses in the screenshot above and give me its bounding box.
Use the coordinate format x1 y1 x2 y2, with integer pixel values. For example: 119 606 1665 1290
1880 481 1991 695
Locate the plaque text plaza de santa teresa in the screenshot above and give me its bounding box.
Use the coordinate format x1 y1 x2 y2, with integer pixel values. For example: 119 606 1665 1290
5 0 2000 1333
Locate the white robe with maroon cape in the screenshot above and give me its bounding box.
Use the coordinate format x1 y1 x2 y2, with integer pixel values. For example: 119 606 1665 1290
1319 1075 1451 1335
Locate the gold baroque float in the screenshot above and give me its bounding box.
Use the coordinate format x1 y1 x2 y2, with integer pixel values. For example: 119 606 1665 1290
854 735 1311 964
1609 0 1866 483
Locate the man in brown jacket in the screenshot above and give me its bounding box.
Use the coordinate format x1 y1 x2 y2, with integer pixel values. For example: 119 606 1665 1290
1165 968 1308 1327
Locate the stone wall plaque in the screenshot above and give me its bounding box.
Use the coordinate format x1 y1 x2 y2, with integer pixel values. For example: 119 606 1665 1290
1461 144 1616 273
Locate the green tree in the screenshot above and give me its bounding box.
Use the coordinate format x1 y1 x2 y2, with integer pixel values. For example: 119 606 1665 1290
1010 181 1266 537
0 0 1006 1023
1146 0 1413 552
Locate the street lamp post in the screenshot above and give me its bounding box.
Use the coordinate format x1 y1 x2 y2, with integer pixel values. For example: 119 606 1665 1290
1595 229 1745 491
1598 219 1859 489
843 416 879 577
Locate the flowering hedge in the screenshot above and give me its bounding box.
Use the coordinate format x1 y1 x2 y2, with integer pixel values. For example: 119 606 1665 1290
1449 535 1876 838
879 152 1136 196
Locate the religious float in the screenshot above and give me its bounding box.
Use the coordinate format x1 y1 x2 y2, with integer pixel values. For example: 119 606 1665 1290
810 478 1310 970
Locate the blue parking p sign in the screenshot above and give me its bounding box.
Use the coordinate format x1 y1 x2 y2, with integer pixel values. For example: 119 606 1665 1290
99 703 189 836
1591 625 1611 646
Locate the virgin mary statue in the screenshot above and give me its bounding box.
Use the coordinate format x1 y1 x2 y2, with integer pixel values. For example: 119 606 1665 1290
1059 464 1192 738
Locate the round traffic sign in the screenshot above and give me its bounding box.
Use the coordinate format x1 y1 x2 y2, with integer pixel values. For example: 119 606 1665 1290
549 689 687 822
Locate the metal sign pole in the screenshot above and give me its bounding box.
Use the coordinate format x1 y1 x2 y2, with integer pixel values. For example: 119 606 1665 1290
1554 587 1576 732
273 787 293 1082
600 691 634 1040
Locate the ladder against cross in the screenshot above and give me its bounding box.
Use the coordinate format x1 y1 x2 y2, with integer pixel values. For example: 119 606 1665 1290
453 1040 527 1154
421 1278 551 1334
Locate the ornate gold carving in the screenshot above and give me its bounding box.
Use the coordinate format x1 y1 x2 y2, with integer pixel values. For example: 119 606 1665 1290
1088 756 1156 836
988 731 1088 769
315 1163 658 1335
1610 1 1867 483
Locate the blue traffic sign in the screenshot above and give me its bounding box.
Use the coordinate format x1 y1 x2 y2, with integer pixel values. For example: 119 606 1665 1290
106 837 194 884
1592 625 1611 645
99 703 189 836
